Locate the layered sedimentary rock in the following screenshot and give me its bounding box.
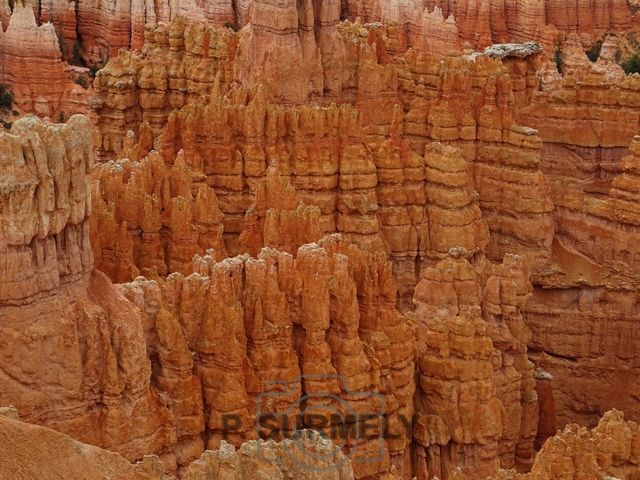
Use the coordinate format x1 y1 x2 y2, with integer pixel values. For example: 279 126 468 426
116 168 416 478
93 27 555 308
523 137 640 428
343 0 635 52
91 19 237 160
519 67 640 428
412 249 538 479
451 409 640 480
0 115 182 470
0 5 90 117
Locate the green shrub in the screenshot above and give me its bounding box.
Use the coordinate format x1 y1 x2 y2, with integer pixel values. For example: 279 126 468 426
0 84 13 111
74 76 88 89
223 21 239 31
622 53 640 74
71 40 86 66
585 40 603 62
553 44 564 74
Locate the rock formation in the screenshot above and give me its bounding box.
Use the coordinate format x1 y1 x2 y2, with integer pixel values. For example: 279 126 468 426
91 129 227 281
0 5 90 117
451 409 640 480
343 0 636 52
4 0 640 477
412 249 538 478
0 115 181 471
519 66 640 429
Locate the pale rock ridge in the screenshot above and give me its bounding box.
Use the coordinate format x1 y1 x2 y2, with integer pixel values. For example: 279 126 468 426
0 115 182 472
0 411 165 480
183 430 354 480
0 114 93 306
451 409 640 480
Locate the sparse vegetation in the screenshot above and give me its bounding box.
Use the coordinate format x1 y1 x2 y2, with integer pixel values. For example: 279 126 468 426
223 21 239 31
0 84 14 111
622 52 640 74
70 40 86 67
1 120 12 130
586 40 603 62
553 44 564 74
75 76 88 89
89 58 108 77
57 111 66 123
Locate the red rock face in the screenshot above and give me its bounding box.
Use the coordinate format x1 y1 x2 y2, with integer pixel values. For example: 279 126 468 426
5 0 640 477
0 6 89 117
0 115 179 469
519 69 640 429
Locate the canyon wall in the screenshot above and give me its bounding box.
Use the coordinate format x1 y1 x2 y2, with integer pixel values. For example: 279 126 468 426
519 68 640 428
0 5 89 117
344 0 636 52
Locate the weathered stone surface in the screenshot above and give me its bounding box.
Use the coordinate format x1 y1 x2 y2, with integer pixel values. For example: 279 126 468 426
0 5 89 117
91 129 227 281
412 250 538 478
0 115 182 471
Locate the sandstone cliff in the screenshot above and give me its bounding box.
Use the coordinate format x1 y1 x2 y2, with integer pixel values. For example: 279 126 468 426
412 249 537 478
0 115 181 471
0 5 89 117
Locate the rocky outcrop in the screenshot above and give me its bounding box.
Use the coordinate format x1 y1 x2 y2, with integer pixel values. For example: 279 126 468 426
0 5 89 117
520 66 640 428
449 409 640 480
523 137 640 428
183 430 354 480
116 169 416 478
0 115 182 471
91 128 227 282
412 250 538 478
91 19 237 161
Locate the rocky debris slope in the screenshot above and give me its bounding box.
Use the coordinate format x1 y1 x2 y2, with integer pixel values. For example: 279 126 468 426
0 5 89 117
0 408 164 480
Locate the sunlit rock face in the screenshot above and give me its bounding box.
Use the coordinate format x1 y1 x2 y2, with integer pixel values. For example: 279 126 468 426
3 0 640 477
